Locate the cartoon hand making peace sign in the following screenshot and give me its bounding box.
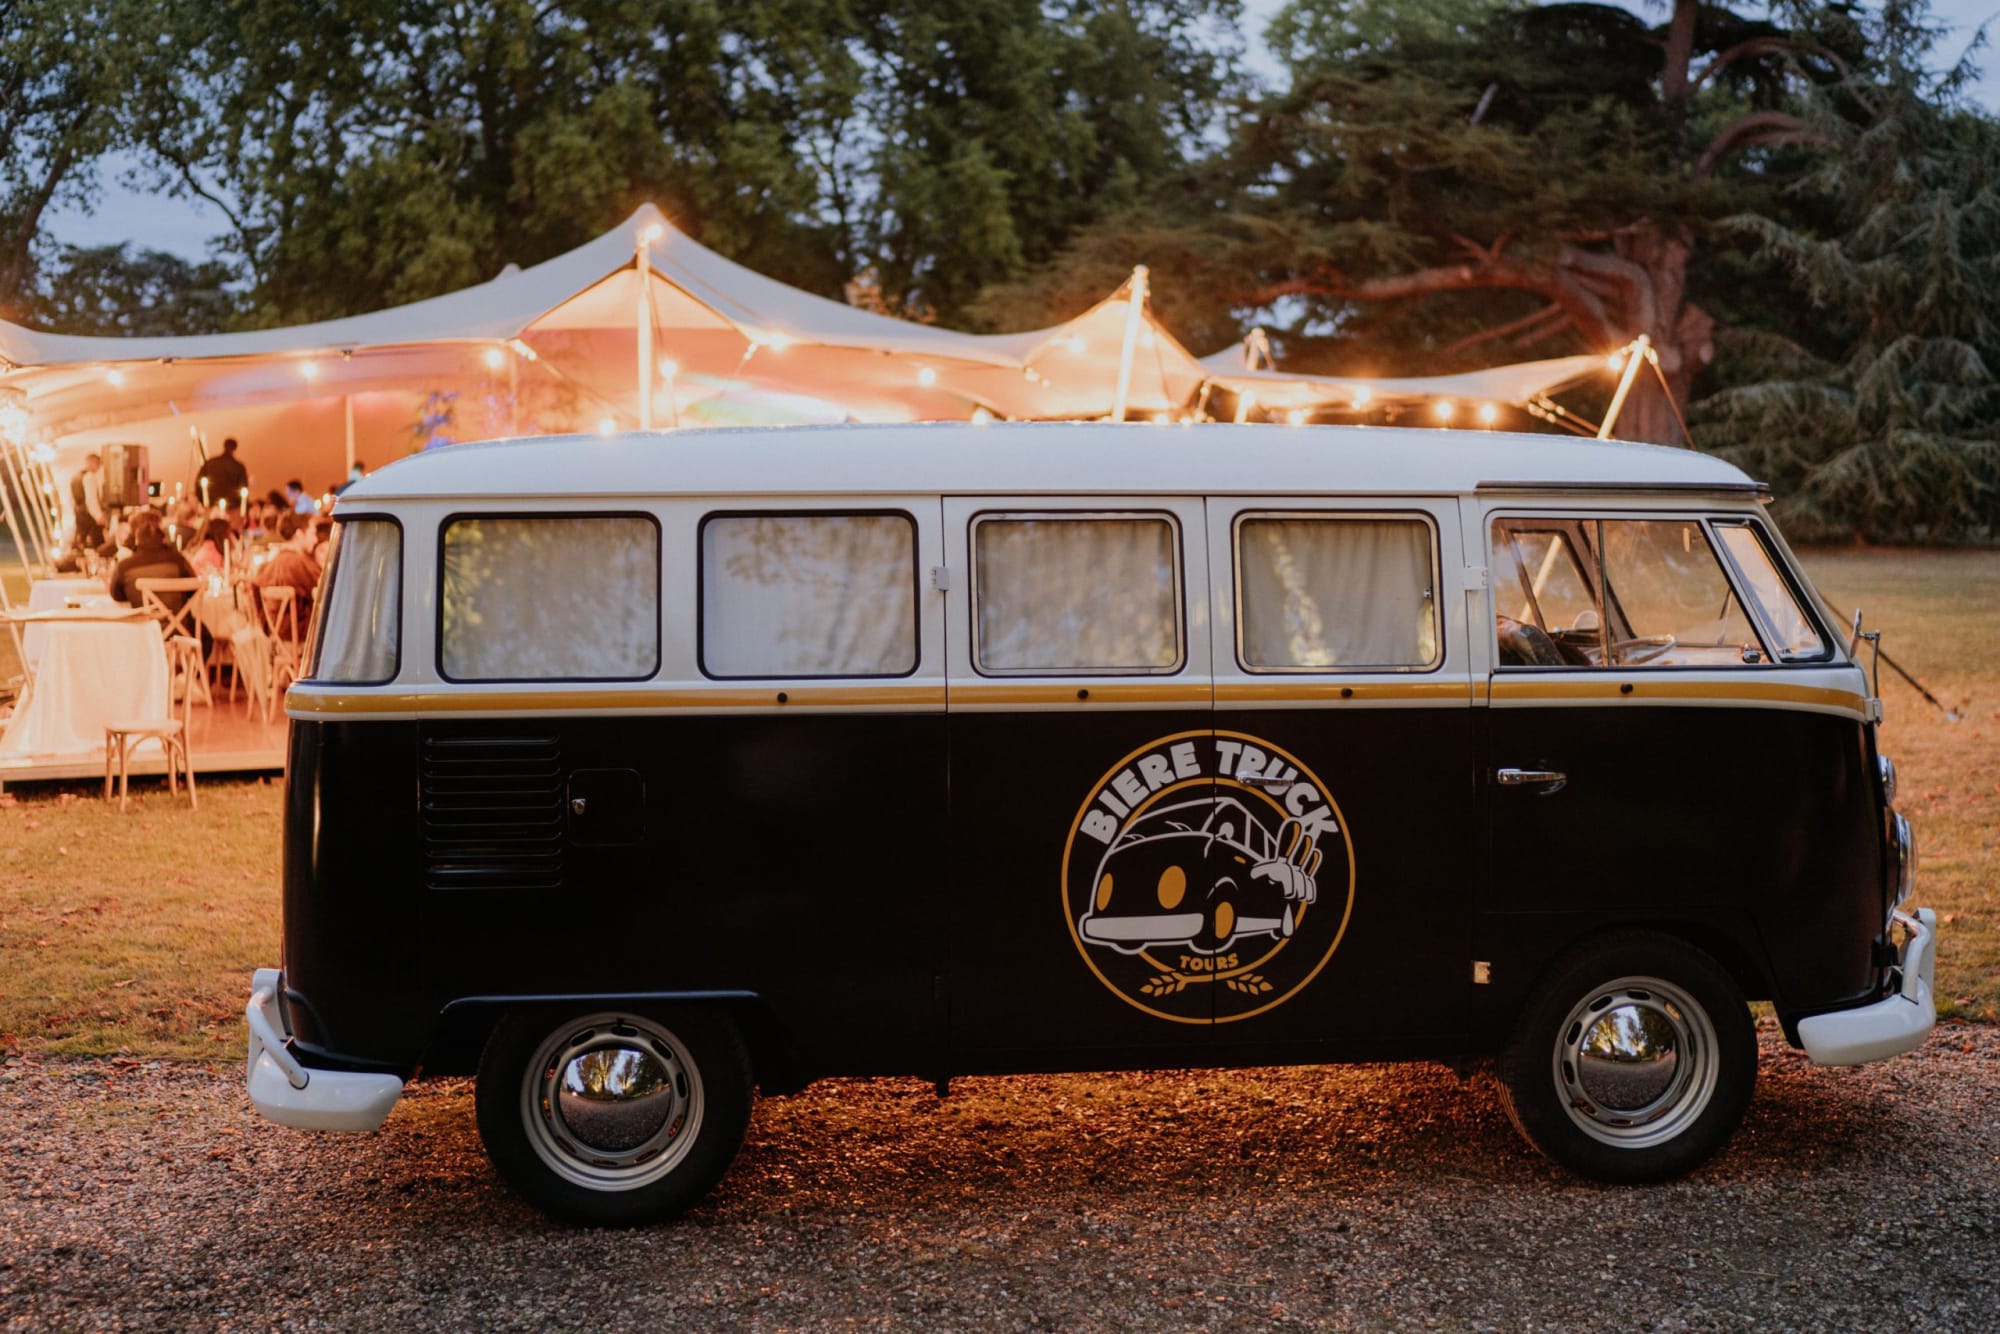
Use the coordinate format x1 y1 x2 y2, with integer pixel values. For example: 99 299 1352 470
1250 817 1321 906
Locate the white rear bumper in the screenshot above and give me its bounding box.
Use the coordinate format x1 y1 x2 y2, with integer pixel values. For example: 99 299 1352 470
1797 909 1937 1066
246 967 404 1131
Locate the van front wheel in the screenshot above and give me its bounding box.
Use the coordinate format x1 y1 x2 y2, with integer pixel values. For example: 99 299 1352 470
1497 935 1755 1183
475 1006 751 1225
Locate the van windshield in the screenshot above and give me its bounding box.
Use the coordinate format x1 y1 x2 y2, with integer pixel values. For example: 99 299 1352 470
306 519 401 684
1493 517 1766 669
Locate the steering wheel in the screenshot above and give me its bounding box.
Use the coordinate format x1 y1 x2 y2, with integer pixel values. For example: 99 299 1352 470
1611 634 1677 665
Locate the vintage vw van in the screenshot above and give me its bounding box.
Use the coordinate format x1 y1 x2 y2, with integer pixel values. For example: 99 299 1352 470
246 423 1933 1224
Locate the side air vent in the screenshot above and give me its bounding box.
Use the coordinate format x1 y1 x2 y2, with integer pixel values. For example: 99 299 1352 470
421 733 564 891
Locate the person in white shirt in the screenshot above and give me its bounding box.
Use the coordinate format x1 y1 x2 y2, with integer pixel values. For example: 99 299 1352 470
69 454 106 550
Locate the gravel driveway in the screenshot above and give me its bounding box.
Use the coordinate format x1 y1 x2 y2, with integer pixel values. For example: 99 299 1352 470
4 1021 1997 1331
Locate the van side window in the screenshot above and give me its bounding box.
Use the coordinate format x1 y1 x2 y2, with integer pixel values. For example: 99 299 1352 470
1712 521 1828 660
307 518 400 684
1236 515 1439 671
700 513 917 678
440 514 660 681
1492 517 1766 668
972 513 1182 674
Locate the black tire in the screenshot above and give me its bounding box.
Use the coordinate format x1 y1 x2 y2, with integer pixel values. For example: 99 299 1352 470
1497 933 1755 1183
475 1005 752 1225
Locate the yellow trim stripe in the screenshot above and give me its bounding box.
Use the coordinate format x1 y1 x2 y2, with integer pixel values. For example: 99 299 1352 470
287 684 948 714
1489 678 1866 712
950 682 1212 706
289 676 1865 716
1215 681 1467 704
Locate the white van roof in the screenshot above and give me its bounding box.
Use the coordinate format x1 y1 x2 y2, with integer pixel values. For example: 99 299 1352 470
340 422 1760 503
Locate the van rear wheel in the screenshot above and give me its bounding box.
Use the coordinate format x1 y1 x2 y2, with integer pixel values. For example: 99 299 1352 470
475 1006 751 1225
1497 934 1755 1183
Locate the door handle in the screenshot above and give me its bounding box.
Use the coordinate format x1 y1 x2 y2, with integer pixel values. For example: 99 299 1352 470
1495 767 1566 794
1238 774 1294 792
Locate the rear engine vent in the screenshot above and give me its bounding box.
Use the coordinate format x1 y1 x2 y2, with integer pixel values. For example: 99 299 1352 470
421 733 564 891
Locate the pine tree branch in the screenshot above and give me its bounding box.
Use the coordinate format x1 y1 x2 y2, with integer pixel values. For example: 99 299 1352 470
1692 111 1824 181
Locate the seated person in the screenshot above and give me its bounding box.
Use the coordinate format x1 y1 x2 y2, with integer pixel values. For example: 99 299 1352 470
108 509 195 609
252 511 323 639
188 518 235 577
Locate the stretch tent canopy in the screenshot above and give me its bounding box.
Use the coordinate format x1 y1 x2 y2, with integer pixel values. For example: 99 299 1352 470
0 204 1623 551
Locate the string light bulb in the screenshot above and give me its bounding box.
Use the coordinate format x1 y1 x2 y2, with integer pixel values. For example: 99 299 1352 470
1351 388 1372 409
1064 336 1086 355
597 417 617 436
105 368 125 387
483 347 506 370
1606 352 1626 371
970 407 994 425
1477 402 1499 426
1286 409 1308 427
640 222 665 245
917 366 937 388
1433 399 1457 423
300 360 320 382
658 358 679 379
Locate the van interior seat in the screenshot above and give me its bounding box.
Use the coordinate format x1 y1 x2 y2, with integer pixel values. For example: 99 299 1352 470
1496 614 1566 668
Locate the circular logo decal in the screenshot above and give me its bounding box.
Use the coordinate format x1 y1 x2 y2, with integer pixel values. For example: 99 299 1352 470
1062 730 1355 1023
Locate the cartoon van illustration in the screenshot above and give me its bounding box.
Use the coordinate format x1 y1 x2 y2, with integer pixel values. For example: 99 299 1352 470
1080 795 1324 955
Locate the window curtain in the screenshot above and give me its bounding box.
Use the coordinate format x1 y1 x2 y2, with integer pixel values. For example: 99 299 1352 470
1238 518 1435 670
975 517 1179 672
441 516 658 680
309 519 401 683
701 514 916 677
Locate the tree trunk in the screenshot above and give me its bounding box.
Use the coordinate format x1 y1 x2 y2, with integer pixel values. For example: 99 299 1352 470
1602 226 1714 444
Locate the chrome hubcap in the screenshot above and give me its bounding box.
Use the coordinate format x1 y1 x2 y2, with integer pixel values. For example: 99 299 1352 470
521 1014 703 1191
1552 976 1717 1149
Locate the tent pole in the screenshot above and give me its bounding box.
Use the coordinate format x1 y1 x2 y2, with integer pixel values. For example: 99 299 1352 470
1596 334 1650 440
1 440 51 569
508 354 519 437
635 231 655 432
1110 265 1148 423
343 395 356 474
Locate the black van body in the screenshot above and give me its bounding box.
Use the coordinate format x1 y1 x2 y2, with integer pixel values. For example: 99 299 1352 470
249 424 1932 1224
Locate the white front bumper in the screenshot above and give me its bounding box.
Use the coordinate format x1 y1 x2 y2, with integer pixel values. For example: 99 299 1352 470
1797 909 1937 1066
246 967 404 1132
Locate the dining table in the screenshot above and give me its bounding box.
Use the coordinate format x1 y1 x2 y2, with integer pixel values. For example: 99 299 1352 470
19 576 109 671
0 603 170 759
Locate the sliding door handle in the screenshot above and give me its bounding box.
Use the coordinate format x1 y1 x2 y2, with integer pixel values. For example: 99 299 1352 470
1495 767 1566 794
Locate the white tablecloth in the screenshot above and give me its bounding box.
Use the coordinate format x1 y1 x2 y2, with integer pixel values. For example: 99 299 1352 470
20 577 109 670
0 619 170 758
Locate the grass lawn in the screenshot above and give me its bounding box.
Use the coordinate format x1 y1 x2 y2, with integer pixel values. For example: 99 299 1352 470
0 780 284 1060
0 548 1993 1063
1798 547 2000 1024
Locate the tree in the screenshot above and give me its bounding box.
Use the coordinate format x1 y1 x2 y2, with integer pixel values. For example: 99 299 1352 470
32 243 239 335
0 0 162 315
1693 1 2000 541
975 0 1864 441
127 0 1243 329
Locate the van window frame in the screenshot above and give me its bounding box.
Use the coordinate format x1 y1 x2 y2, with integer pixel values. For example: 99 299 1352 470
303 513 403 686
1707 516 1836 664
1487 508 1793 672
434 508 664 685
695 507 923 681
967 508 1188 678
1229 507 1446 675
